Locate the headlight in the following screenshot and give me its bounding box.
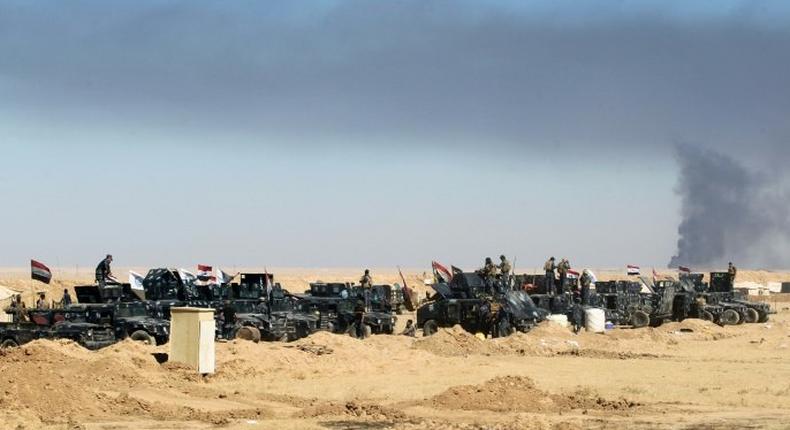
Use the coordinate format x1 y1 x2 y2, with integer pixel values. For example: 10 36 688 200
87 329 94 338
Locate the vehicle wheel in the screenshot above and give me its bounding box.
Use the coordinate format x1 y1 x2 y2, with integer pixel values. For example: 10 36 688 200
719 309 740 326
649 318 664 328
1 339 19 348
130 330 156 345
236 326 261 343
325 322 335 333
631 310 650 328
363 324 372 339
743 308 759 324
758 311 769 323
701 310 714 322
423 320 438 337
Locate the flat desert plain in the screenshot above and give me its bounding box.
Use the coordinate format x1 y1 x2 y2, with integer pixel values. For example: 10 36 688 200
1 268 789 429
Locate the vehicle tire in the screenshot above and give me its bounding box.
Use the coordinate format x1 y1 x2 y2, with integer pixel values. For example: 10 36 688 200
631 311 650 328
325 322 335 333
720 309 740 326
758 311 769 323
649 318 664 328
130 330 156 345
423 320 438 337
743 308 759 324
701 310 714 322
236 326 262 343
363 324 372 339
1 339 19 348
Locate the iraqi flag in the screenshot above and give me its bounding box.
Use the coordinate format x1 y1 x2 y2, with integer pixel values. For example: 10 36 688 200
627 265 640 276
432 261 452 283
31 259 52 284
678 266 691 274
196 264 216 286
567 269 580 279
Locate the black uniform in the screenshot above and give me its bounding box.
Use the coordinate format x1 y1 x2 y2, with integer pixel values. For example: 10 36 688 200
95 259 112 287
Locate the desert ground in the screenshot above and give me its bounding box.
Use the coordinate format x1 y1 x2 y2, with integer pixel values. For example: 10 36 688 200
1 268 789 429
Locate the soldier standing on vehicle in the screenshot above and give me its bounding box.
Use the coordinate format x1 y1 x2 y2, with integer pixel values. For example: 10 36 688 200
580 270 592 305
544 257 556 295
61 289 72 306
499 255 512 285
4 295 27 322
479 257 497 278
728 262 737 288
401 319 416 337
36 293 48 310
95 254 117 288
359 269 373 288
557 259 571 292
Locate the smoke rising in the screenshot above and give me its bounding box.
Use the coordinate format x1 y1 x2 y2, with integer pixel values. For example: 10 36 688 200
669 144 790 269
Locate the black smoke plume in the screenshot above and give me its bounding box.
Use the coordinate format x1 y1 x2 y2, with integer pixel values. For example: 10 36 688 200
669 145 790 269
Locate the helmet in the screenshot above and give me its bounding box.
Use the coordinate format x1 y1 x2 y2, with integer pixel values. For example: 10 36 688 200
485 257 492 264
500 255 506 260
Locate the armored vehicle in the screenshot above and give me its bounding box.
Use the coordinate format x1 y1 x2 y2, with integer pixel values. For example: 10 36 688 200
0 308 116 350
673 272 773 325
297 282 396 337
417 272 547 338
589 278 676 328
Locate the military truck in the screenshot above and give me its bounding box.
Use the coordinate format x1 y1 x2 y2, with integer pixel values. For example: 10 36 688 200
589 279 676 328
672 272 773 325
0 308 117 350
297 282 396 338
72 286 170 344
417 272 547 338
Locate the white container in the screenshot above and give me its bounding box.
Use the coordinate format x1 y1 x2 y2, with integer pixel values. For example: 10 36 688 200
547 314 569 328
170 307 216 374
585 308 606 333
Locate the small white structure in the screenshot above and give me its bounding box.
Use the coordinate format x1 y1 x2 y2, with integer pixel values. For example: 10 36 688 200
584 308 606 333
546 314 569 328
169 307 215 374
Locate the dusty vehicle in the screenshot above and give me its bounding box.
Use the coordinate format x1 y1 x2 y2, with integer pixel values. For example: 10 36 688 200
417 272 547 337
585 279 675 328
0 309 116 350
673 272 772 326
297 282 396 337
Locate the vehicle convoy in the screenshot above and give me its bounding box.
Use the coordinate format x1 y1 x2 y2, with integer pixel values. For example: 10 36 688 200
297 282 396 337
588 278 677 328
671 272 774 325
417 272 548 338
0 307 116 350
141 268 317 342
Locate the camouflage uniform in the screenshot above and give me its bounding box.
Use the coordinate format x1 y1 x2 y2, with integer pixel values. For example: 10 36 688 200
359 271 373 288
401 320 416 337
580 271 592 305
544 258 556 295
499 256 512 277
557 259 570 292
728 263 737 288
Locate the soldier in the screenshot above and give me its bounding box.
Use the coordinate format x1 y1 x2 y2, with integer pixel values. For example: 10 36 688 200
4 295 27 322
544 257 556 295
61 289 72 306
479 257 497 278
36 293 48 310
499 255 512 276
222 300 237 338
579 270 592 305
557 259 571 292
359 269 373 288
728 262 737 288
571 297 585 334
401 319 416 337
95 254 117 288
353 297 367 338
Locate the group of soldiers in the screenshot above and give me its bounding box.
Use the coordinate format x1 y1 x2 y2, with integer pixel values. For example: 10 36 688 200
478 255 513 279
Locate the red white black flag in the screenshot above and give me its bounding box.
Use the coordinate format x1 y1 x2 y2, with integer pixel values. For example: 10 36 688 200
431 261 452 283
627 265 640 275
196 264 216 286
678 266 691 274
31 259 52 284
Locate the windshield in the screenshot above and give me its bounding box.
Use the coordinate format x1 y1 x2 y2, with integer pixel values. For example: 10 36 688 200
116 303 148 318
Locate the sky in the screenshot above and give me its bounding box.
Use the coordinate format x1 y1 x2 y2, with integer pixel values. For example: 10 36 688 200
1 1 789 270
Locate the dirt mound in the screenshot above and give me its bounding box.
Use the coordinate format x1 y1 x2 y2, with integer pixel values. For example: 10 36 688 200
412 325 506 356
427 376 639 413
297 400 408 421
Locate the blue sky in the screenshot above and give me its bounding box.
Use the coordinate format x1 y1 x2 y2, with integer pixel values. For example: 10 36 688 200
1 1 788 269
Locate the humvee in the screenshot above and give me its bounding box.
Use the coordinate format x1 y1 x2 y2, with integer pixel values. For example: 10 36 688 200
0 308 117 350
417 272 547 338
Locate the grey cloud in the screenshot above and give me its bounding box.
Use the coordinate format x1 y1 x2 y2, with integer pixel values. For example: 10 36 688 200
1 1 789 157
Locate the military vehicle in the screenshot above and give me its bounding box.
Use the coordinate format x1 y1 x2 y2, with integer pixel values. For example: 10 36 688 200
297 282 396 338
417 272 547 338
141 269 317 342
588 279 676 328
0 308 116 350
672 272 773 325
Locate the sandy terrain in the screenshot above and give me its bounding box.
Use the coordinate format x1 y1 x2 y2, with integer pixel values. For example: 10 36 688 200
1 269 789 429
